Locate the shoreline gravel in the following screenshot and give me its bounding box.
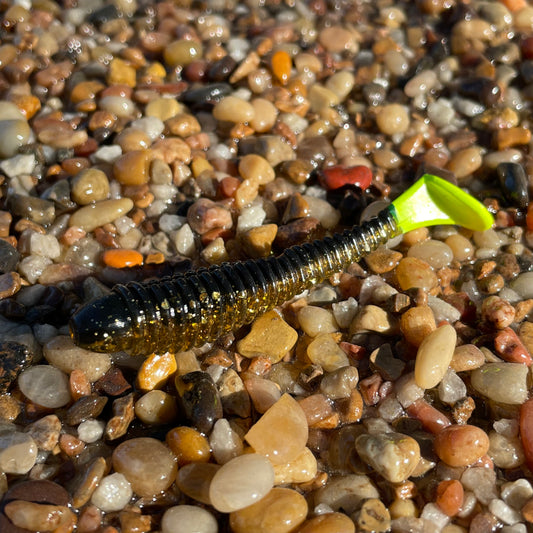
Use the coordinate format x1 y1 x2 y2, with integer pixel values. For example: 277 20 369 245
2 0 533 532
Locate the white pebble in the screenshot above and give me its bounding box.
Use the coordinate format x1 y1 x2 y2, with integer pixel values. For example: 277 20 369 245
159 214 185 233
236 205 266 233
427 295 461 323
18 365 71 408
77 419 105 443
298 306 338 336
18 255 53 284
489 498 522 525
131 116 165 140
90 145 122 164
209 418 243 465
0 154 36 178
332 297 358 328
161 505 218 533
29 233 61 259
438 369 466 404
91 473 133 512
510 272 533 299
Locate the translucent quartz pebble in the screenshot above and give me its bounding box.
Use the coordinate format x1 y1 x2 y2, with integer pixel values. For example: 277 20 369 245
0 431 37 474
307 333 349 372
297 512 356 533
18 365 71 408
44 336 111 382
355 432 421 483
407 239 453 269
471 363 529 404
91 473 132 512
112 437 177 497
161 505 218 533
177 463 220 505
510 272 533 299
229 488 308 533
273 447 317 485
314 474 379 514
245 393 308 464
415 324 457 389
209 453 275 512
298 306 338 337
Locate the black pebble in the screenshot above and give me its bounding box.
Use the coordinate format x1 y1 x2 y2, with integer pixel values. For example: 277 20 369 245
496 162 529 209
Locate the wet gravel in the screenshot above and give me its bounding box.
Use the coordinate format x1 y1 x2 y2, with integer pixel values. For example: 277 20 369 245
2 0 533 531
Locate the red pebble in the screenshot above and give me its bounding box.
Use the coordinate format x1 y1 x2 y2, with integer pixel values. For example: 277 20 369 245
520 398 533 471
494 327 532 366
319 165 372 190
406 399 452 434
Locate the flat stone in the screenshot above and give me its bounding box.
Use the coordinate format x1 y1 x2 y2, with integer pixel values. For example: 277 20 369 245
237 310 298 363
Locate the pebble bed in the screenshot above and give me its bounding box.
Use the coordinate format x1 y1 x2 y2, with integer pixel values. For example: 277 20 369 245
2 0 533 531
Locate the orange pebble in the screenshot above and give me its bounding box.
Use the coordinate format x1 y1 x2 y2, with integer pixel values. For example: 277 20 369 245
145 252 165 264
166 426 211 466
499 0 526 11
11 94 41 119
271 50 292 85
137 352 178 391
102 249 143 269
435 479 464 516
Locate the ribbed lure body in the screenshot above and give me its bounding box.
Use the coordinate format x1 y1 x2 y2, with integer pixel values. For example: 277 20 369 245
70 210 398 355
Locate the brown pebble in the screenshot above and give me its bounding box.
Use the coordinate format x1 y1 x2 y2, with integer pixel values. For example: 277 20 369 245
0 272 21 299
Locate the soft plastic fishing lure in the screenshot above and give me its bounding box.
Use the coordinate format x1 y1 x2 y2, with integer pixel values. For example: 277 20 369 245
70 174 493 356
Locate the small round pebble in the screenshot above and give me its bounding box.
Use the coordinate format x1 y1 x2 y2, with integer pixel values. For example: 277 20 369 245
91 473 133 512
18 365 71 408
434 425 490 467
161 505 218 533
112 437 177 497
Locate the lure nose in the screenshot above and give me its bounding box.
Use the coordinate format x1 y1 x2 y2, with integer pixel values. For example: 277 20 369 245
70 292 135 353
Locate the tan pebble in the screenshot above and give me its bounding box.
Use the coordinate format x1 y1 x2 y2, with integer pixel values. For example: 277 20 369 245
376 104 410 135
237 310 298 363
68 198 134 232
245 393 308 465
113 150 153 186
318 26 358 54
72 456 107 507
495 126 531 150
337 389 364 424
71 168 110 205
164 39 203 68
414 324 457 388
519 321 533 357
107 58 136 87
297 512 355 533
450 344 485 372
245 377 281 414
0 119 31 157
166 113 202 137
241 224 278 258
0 394 21 421
434 424 489 467
273 447 317 485
38 126 88 149
298 306 338 337
298 394 334 426
481 295 515 329
357 498 391 532
446 146 483 179
177 463 220 505
4 501 76 532
365 247 403 274
355 432 421 483
308 84 340 113
115 128 151 152
250 98 278 133
209 454 275 512
402 227 429 247
213 96 254 123
112 437 177 497
145 97 181 121
396 256 438 291
350 305 397 335
400 305 436 347
445 233 474 262
307 334 349 373
229 488 308 533
151 137 192 164
239 154 275 185
135 390 178 425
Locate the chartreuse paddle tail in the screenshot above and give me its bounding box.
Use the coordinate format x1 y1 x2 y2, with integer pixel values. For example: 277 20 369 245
70 173 494 355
